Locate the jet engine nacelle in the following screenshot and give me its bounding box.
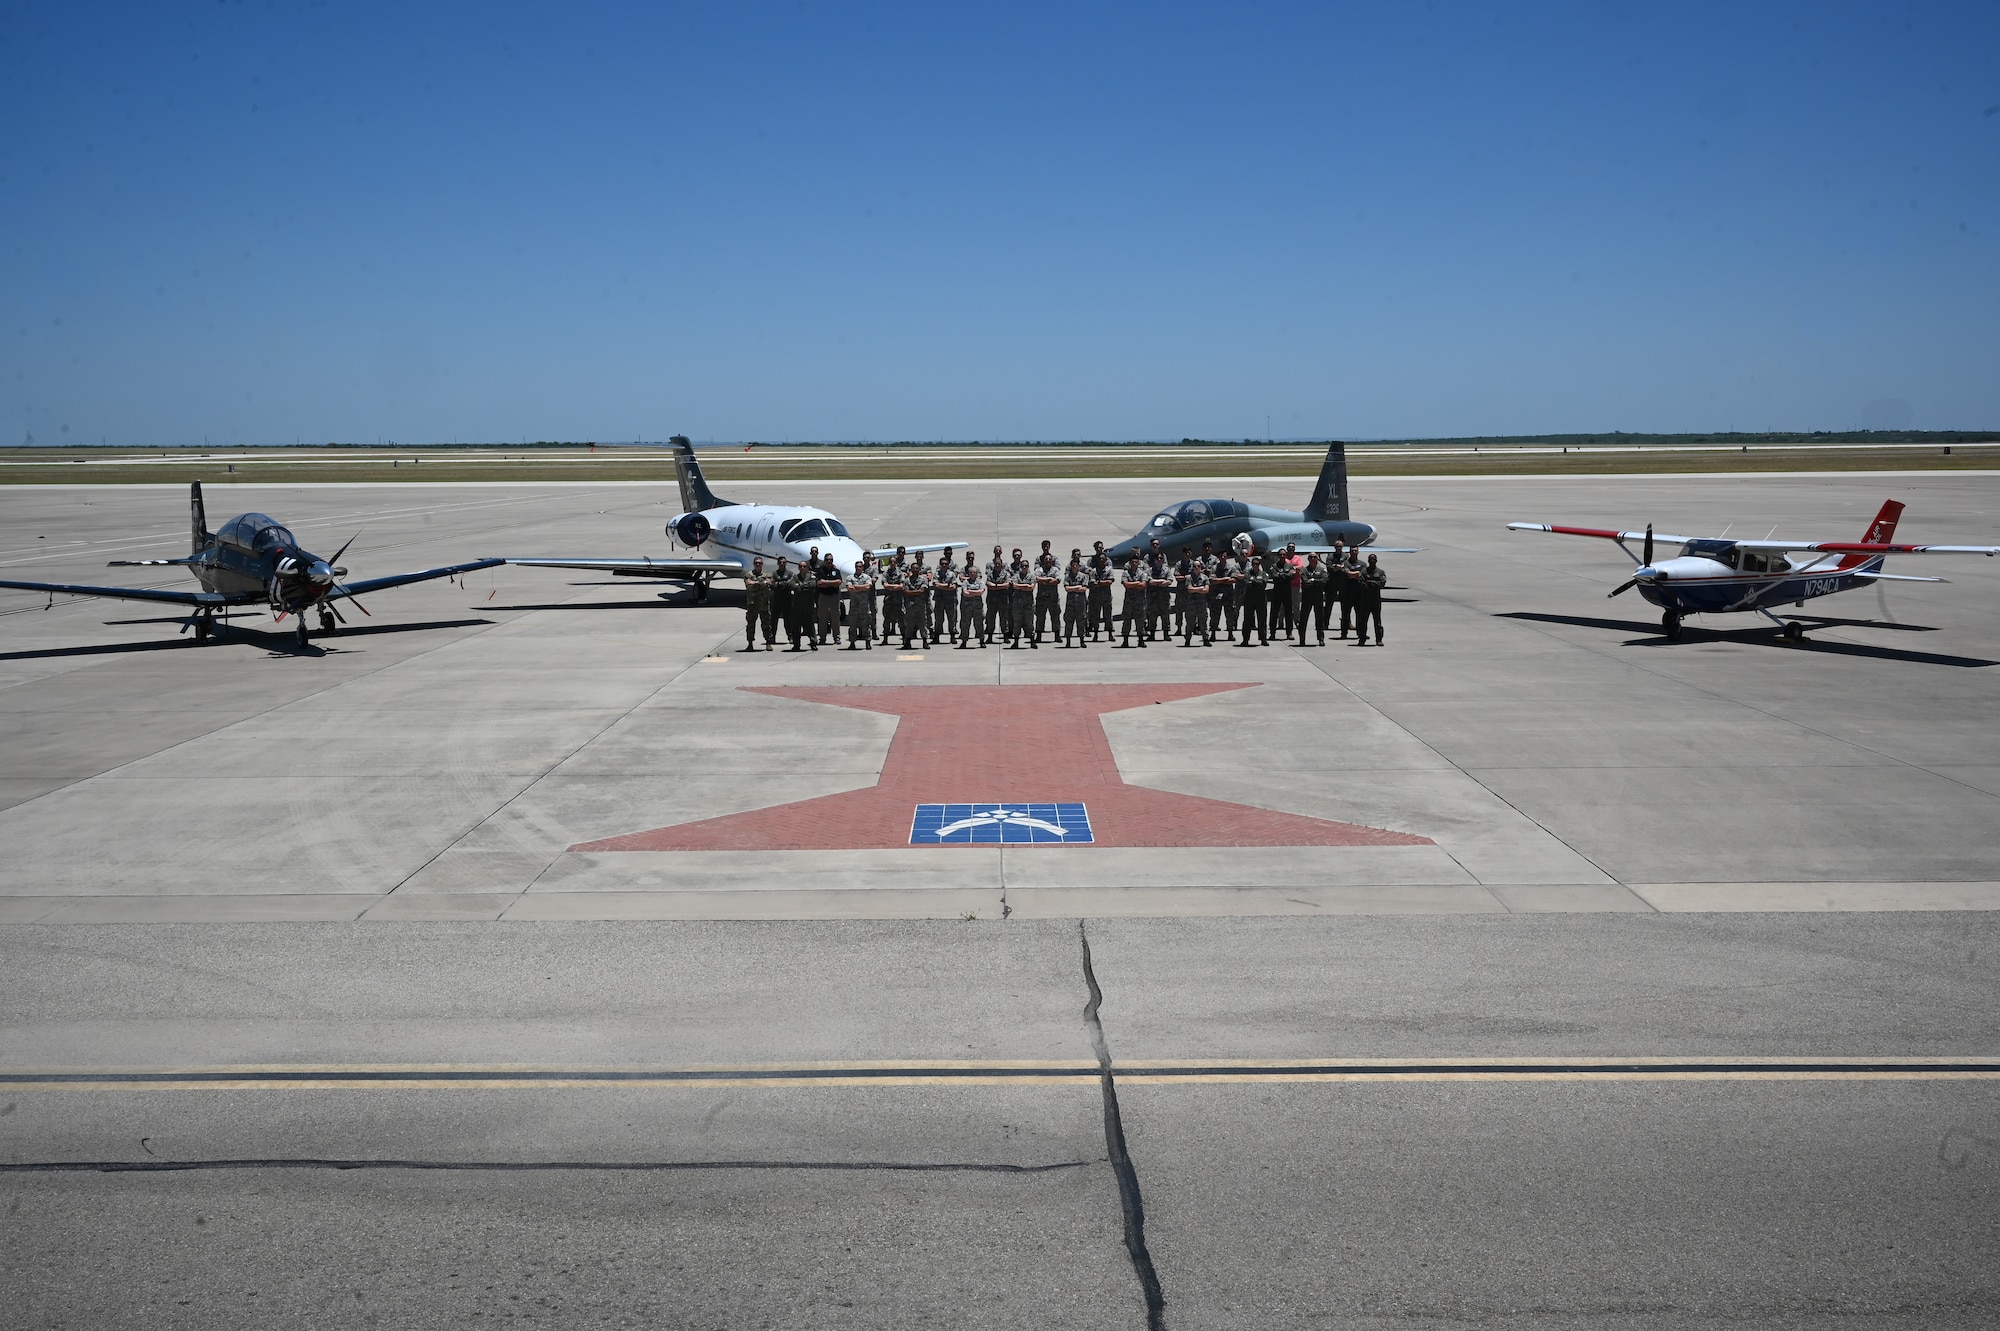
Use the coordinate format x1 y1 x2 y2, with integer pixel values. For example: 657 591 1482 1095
667 512 712 547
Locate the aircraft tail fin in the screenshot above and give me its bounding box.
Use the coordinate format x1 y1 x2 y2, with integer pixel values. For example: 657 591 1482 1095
1302 442 1350 523
1838 499 1904 569
672 435 730 512
190 481 211 554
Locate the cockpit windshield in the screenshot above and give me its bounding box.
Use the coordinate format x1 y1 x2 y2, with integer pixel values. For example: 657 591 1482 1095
787 518 829 543
1680 540 1738 568
824 518 850 538
1144 500 1234 535
251 523 297 551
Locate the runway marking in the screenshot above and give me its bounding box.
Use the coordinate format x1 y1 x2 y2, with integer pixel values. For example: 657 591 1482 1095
2 1057 1995 1090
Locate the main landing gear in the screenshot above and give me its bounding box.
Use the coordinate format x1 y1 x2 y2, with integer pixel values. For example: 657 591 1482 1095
1781 620 1805 643
692 574 711 604
1661 610 1683 641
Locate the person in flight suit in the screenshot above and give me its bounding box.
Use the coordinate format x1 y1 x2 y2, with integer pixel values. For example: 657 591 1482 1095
1212 548 1239 637
1301 552 1331 645
983 546 1009 646
815 551 844 646
1264 542 1295 641
1008 548 1033 647
931 551 959 645
1182 558 1212 645
844 554 878 649
1172 552 1193 639
1326 541 1350 638
1239 555 1269 645
1354 552 1387 645
1145 550 1173 643
788 556 819 650
903 553 933 648
880 553 906 646
1032 552 1061 644
1061 556 1091 648
743 556 774 652
1339 545 1364 640
1119 555 1149 648
1087 542 1115 640
958 552 987 647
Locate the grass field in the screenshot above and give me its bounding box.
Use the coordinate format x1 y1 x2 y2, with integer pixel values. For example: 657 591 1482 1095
0 442 1992 486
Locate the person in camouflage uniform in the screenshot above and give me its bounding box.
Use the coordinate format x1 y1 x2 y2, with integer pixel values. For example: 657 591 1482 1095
902 553 933 648
958 551 987 647
844 554 878 649
787 556 819 650
880 553 906 646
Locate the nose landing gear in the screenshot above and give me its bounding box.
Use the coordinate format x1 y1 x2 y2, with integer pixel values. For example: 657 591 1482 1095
1661 610 1683 641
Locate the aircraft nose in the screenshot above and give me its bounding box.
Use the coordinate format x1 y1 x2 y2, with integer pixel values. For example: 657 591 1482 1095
307 560 335 585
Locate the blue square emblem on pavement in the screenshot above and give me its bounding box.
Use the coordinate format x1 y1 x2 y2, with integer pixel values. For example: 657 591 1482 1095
910 803 1094 845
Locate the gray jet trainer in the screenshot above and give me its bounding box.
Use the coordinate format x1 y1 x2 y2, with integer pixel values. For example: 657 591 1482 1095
1106 442 1414 563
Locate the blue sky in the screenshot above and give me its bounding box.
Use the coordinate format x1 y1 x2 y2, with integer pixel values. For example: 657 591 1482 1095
3 1 1996 444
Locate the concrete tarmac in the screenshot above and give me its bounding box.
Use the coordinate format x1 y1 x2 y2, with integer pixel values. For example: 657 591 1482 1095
2 472 1997 1326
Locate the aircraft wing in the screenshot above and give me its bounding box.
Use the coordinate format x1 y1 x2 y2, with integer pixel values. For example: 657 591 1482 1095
1733 539 2000 556
328 557 508 600
1507 523 1699 545
1849 571 1950 583
500 556 742 578
0 577 239 607
869 541 965 558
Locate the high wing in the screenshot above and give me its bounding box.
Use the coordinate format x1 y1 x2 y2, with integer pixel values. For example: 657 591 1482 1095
1731 539 2000 556
0 578 240 606
1506 523 1699 545
327 557 508 600
499 557 742 579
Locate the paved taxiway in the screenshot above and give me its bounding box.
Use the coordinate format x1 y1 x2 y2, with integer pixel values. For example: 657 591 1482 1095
2 472 1997 1326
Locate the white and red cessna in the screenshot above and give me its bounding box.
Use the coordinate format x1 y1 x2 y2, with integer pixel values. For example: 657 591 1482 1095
1509 500 1999 641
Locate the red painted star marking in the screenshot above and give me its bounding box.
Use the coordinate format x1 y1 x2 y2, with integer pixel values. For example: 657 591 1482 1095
571 683 1432 852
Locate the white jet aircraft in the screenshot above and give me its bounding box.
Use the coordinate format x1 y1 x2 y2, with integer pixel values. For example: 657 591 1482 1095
499 437 960 600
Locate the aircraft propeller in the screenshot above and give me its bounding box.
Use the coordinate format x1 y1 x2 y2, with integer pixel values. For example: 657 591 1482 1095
1606 524 1655 598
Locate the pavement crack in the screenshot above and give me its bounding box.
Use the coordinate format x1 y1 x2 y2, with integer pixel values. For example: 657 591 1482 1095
1079 919 1167 1331
0 1157 1092 1175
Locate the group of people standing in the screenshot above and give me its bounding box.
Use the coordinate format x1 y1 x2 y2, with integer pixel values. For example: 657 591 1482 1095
738 537 1389 652
1111 537 1389 648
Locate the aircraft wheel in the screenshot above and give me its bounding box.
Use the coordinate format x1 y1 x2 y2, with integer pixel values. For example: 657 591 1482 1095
1662 611 1683 641
295 617 310 647
1783 620 1804 643
193 618 210 642
319 609 337 636
693 577 710 604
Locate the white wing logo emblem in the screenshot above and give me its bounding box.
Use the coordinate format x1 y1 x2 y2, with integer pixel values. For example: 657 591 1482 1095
932 808 1069 839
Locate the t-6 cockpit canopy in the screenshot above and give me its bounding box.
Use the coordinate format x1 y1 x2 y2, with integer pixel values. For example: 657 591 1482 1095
215 514 297 552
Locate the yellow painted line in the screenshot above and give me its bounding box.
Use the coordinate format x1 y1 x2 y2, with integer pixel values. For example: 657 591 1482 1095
2 1057 1994 1090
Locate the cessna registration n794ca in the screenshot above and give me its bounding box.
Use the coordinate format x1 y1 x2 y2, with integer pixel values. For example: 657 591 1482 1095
0 482 503 648
500 436 959 599
1509 500 1999 642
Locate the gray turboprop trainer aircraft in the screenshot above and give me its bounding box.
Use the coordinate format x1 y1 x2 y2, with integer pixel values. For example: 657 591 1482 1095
0 482 503 647
1105 441 1416 563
